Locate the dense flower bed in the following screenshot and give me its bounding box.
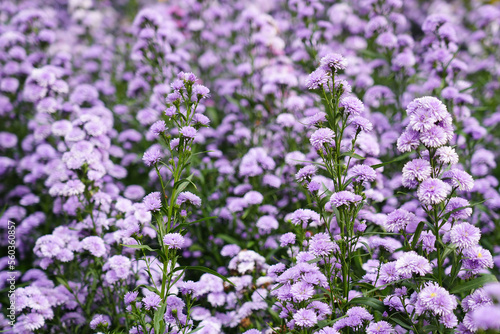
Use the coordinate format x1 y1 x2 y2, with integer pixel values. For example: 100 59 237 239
1 0 500 333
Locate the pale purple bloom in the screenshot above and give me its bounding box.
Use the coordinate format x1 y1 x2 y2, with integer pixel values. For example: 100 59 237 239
296 165 317 182
417 178 450 205
180 126 197 139
142 149 162 166
143 192 162 211
309 233 335 257
176 191 202 207
280 233 296 247
397 128 420 152
320 53 347 72
163 233 185 249
366 320 395 334
450 223 480 249
340 96 364 116
445 197 472 220
385 209 416 232
244 191 264 205
330 191 362 207
125 291 139 304
291 281 314 302
150 120 166 136
350 116 373 132
305 68 328 89
443 169 474 192
90 314 110 330
81 236 106 257
143 293 162 310
402 158 432 183
436 146 459 165
416 282 457 316
350 165 377 183
419 125 449 148
395 251 432 277
293 308 318 327
310 128 335 151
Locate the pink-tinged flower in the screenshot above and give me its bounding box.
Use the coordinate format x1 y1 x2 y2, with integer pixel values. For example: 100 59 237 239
310 128 335 151
163 233 185 249
402 158 432 183
350 116 373 132
309 233 336 257
305 68 328 89
442 169 474 192
293 308 318 327
296 165 317 182
471 305 500 331
142 149 162 166
417 178 450 205
445 197 472 220
395 251 432 277
462 246 494 275
19 313 45 331
350 164 377 183
330 191 362 207
290 281 314 302
124 291 139 304
176 191 201 207
366 320 395 334
280 232 296 247
143 192 162 211
385 209 416 232
180 126 197 139
340 96 364 116
397 128 420 152
436 146 459 165
90 314 110 330
149 120 166 136
142 293 162 310
320 53 347 72
416 282 457 316
450 223 480 249
419 125 448 148
81 236 106 257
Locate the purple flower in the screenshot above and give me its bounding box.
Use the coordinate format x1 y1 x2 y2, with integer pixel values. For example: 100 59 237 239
397 128 420 152
193 84 210 100
256 215 279 232
125 291 139 304
417 178 450 205
180 126 197 139
350 116 373 132
443 169 474 192
402 158 432 183
340 96 364 116
243 191 264 205
90 314 110 330
472 305 500 331
143 293 162 310
416 282 457 316
462 246 494 275
149 120 167 136
395 251 432 277
280 233 296 247
310 128 335 151
81 236 106 257
176 191 202 207
293 308 318 327
143 192 162 212
419 125 449 148
350 165 377 183
142 149 162 166
436 146 459 165
291 281 315 302
309 233 336 257
366 320 394 334
221 244 241 257
330 191 362 207
450 223 480 249
445 197 472 220
305 68 328 89
163 233 185 249
320 53 347 72
385 209 416 232
296 165 317 182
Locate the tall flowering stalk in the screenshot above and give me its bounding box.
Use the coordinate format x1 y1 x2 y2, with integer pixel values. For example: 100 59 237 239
125 72 224 334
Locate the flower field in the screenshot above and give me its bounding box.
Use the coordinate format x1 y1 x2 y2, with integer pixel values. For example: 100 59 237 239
2 0 500 333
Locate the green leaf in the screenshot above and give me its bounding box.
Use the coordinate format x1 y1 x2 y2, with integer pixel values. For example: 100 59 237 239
186 326 204 334
134 284 160 295
307 257 322 264
122 244 156 252
371 152 412 169
173 265 235 286
450 274 498 295
411 222 425 249
342 151 365 160
55 276 71 291
153 304 166 334
348 297 385 312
